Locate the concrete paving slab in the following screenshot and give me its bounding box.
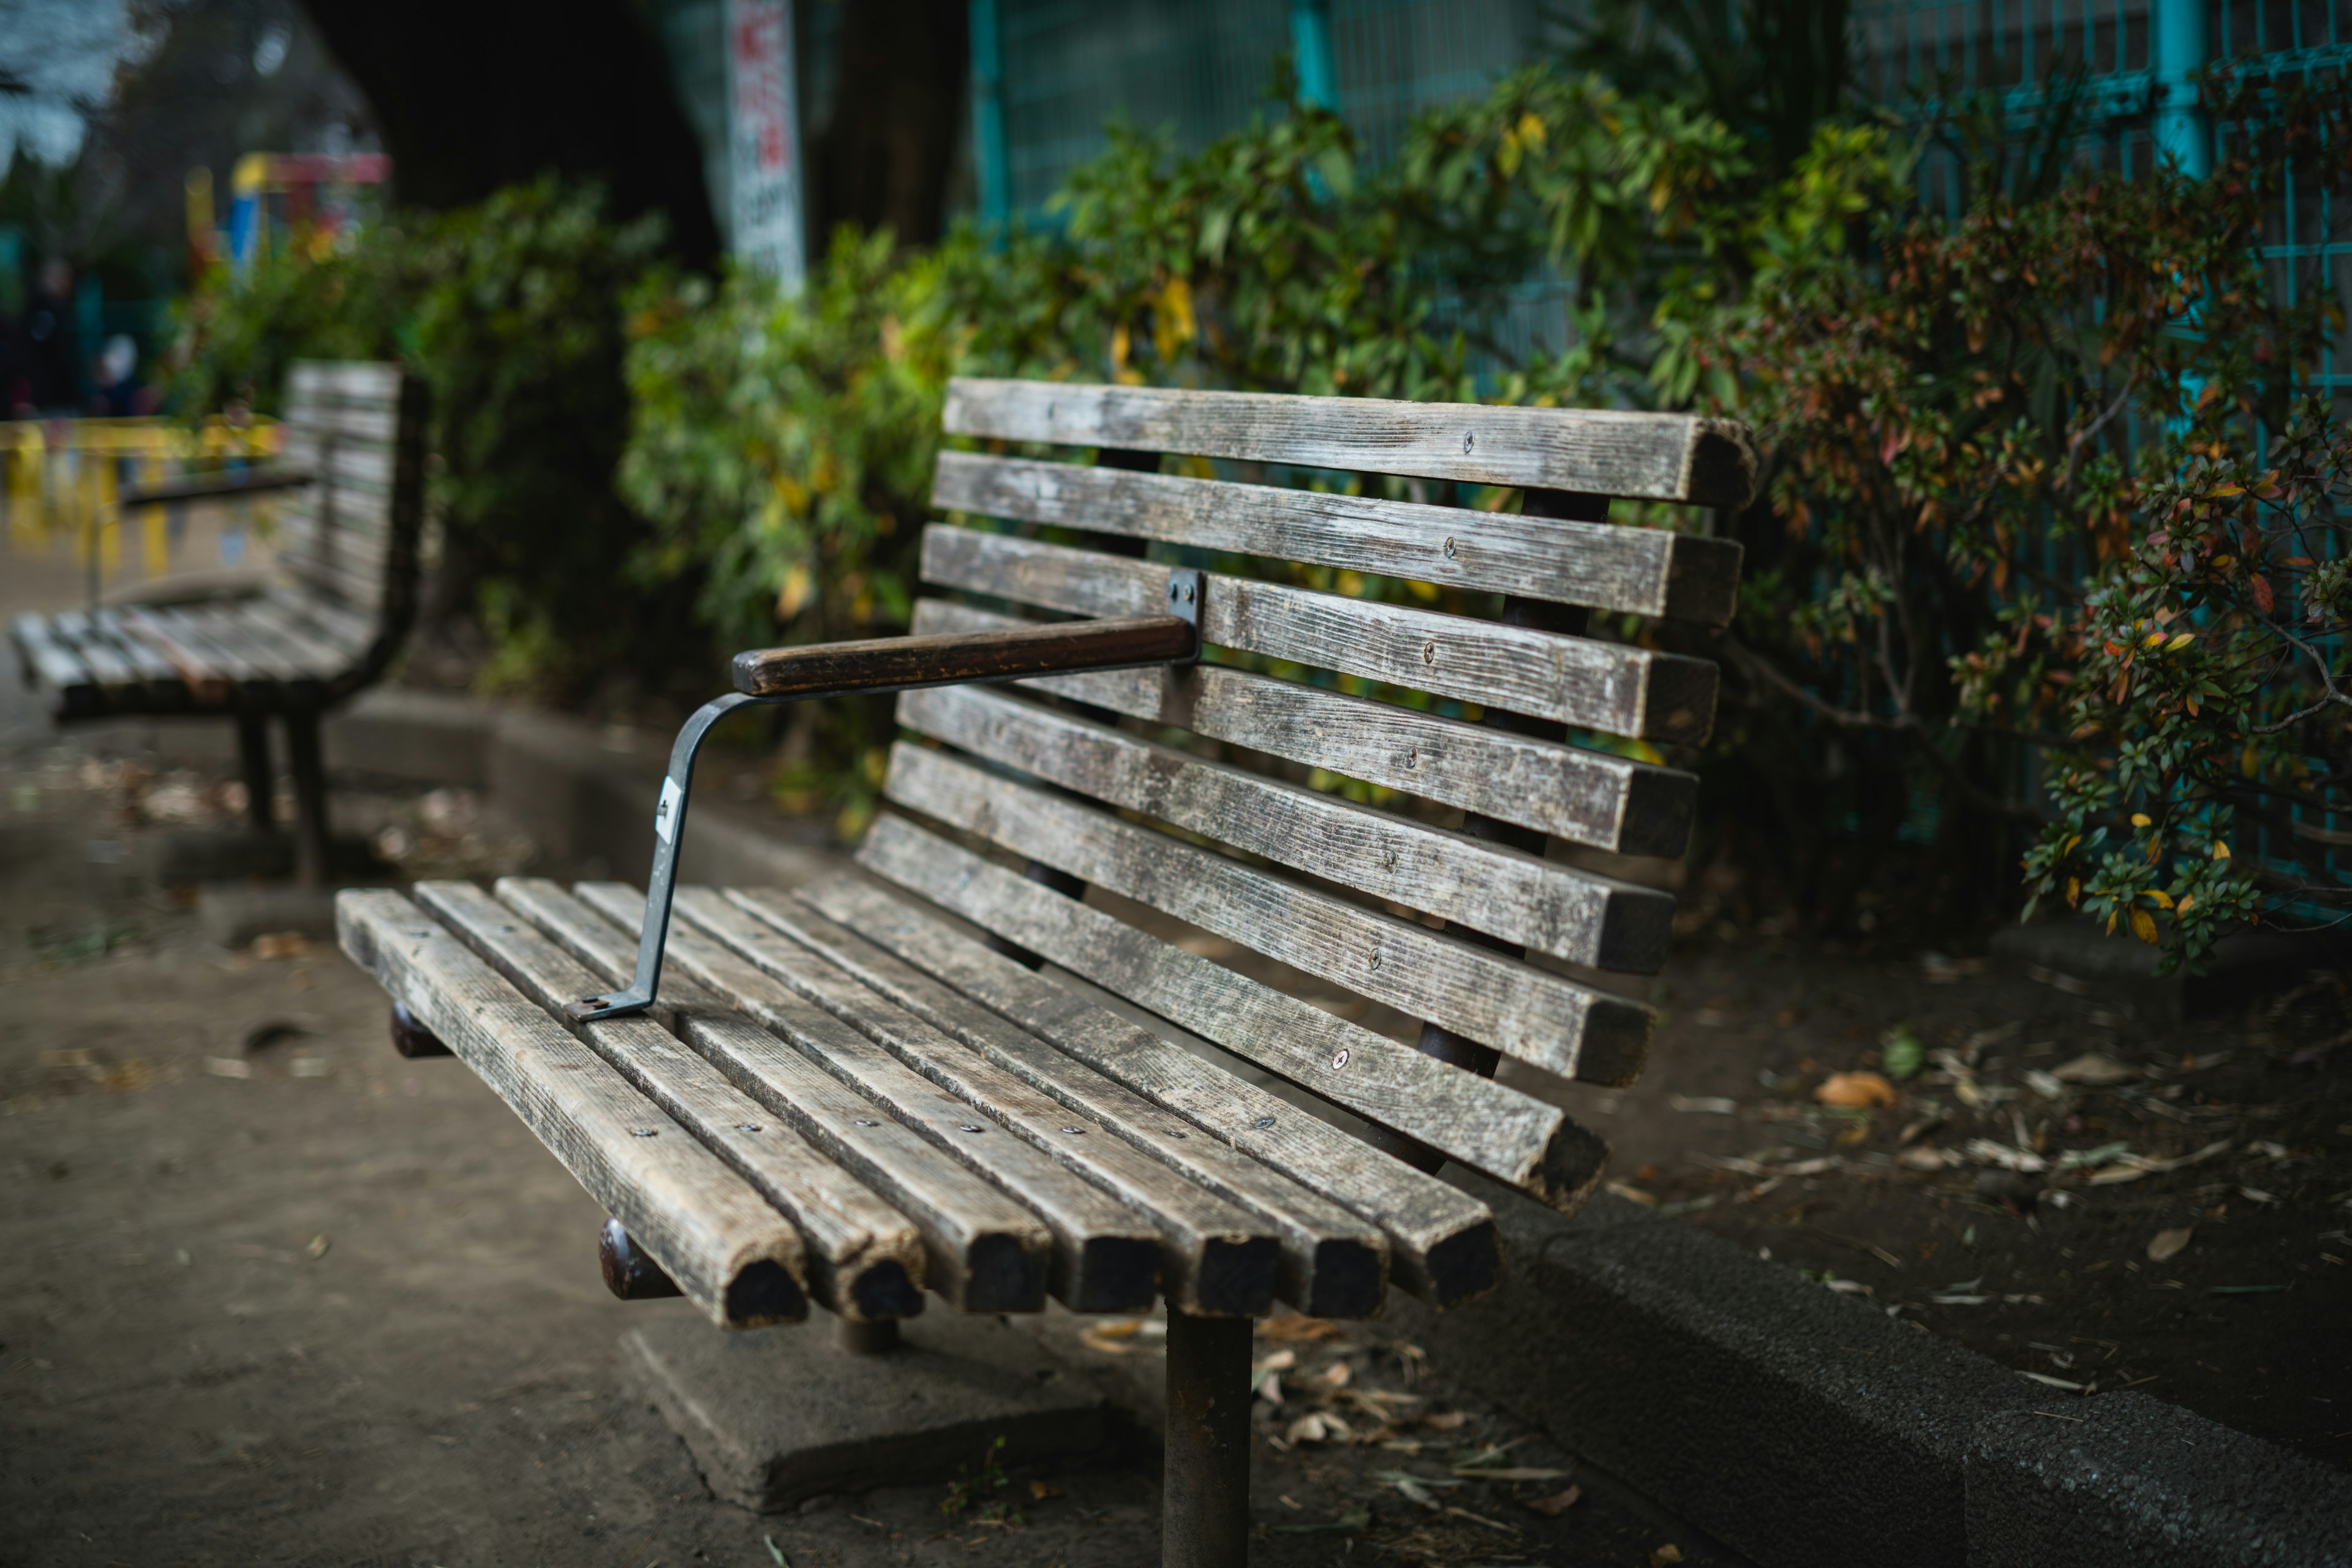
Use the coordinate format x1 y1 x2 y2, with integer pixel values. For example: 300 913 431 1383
622 1312 1112 1512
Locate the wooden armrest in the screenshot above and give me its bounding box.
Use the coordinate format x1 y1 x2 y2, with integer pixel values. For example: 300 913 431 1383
118 466 314 509
730 613 1199 699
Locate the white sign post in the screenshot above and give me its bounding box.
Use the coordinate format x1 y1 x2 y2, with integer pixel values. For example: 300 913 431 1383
727 0 805 293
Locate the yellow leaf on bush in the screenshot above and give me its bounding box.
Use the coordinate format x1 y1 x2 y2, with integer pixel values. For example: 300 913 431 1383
2129 907 2159 944
775 562 812 620
2213 841 2231 859
2130 813 2151 827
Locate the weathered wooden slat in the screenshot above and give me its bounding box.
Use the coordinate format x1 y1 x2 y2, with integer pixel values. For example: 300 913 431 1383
83 609 190 704
280 401 402 445
10 613 101 716
119 606 260 704
941 379 1758 510
933 451 1744 625
723 888 1394 1317
334 889 807 1329
786 867 1517 1298
849 816 1613 1215
417 880 928 1321
911 598 1697 858
275 548 385 612
921 527 1719 743
225 598 357 677
566 881 1172 1317
480 880 1054 1316
45 612 143 699
663 886 1292 1317
263 584 375 653
900 682 1675 971
883 745 1653 1085
173 603 320 688
288 361 405 402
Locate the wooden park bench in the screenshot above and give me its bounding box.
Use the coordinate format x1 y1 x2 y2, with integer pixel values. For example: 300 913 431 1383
10 361 428 887
334 378 1752 1566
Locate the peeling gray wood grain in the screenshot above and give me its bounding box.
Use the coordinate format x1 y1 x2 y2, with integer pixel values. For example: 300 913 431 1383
899 682 1674 972
667 886 1287 1318
783 873 1513 1304
473 881 1050 1314
921 526 1719 744
913 598 1695 856
849 818 1611 1219
568 882 1157 1316
727 887 1396 1317
933 451 1743 625
333 889 806 1329
432 879 928 1321
883 743 1653 1085
941 379 1757 509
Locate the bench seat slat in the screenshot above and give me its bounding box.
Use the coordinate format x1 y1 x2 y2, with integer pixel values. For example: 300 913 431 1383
788 870 1510 1303
564 882 1185 1317
417 881 928 1320
901 683 1675 971
10 612 102 717
336 890 808 1329
493 881 1078 1317
85 609 190 700
881 745 1651 1086
658 885 1301 1317
941 378 1758 508
481 881 1058 1316
922 526 1719 743
43 611 145 700
726 888 1396 1318
119 607 261 704
934 451 1744 625
848 818 1613 1214
912 599 1697 858
173 604 320 687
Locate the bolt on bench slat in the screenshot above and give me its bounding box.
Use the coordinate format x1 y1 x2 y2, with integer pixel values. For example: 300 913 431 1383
665 884 1302 1318
567 881 1183 1318
481 877 1053 1315
726 887 1392 1318
334 889 806 1329
414 880 924 1322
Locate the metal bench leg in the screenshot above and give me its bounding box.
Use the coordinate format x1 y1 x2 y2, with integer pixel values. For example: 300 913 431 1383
235 713 274 834
1164 1310 1252 1568
283 710 330 889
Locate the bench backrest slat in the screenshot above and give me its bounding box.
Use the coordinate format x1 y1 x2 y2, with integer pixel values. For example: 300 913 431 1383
932 452 1744 625
275 361 427 624
864 377 1750 1196
941 379 1757 506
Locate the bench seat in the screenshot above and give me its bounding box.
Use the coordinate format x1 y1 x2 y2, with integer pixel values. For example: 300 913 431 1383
341 873 1505 1330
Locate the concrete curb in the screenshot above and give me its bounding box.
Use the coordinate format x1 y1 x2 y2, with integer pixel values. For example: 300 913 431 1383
1384 1177 2352 1568
82 686 2352 1563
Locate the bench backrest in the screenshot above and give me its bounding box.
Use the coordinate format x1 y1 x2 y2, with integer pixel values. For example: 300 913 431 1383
865 377 1752 1212
272 361 429 628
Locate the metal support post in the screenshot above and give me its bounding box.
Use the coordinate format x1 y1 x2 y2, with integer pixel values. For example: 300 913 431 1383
282 709 331 890
1163 1309 1253 1568
235 712 275 834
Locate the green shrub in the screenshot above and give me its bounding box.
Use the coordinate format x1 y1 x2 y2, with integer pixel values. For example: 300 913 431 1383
170 178 689 701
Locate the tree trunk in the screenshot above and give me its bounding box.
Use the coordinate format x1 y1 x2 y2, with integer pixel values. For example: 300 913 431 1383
299 0 720 266
812 0 969 248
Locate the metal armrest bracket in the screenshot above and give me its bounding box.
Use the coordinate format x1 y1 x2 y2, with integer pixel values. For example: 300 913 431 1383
565 569 1204 1022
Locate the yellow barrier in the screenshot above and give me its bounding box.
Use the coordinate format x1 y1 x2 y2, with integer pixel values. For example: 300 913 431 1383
1 417 284 595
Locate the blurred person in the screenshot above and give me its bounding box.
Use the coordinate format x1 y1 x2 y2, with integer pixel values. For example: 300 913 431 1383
19 257 80 414
94 334 153 417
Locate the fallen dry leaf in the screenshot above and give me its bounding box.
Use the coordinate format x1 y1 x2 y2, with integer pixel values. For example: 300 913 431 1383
1419 1410 1468 1431
250 932 312 960
1257 1314 1341 1343
2051 1052 2139 1086
2147 1226 2193 1263
1524 1485 1582 1517
1815 1071 1897 1109
306 1233 331 1260
1027 1480 1061 1501
1651 1547 1685 1567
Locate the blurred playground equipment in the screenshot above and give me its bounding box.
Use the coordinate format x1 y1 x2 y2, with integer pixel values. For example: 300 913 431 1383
4 417 286 607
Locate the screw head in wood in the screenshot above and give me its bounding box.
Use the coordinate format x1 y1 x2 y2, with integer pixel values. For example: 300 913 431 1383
1330 1048 1350 1069
959 1123 984 1133
630 1128 658 1137
737 1123 762 1133
1253 1116 1276 1129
